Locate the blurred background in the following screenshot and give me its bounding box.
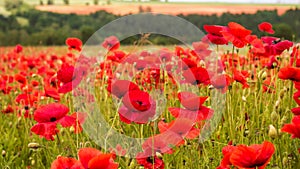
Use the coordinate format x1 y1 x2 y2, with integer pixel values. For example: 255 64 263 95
0 0 299 46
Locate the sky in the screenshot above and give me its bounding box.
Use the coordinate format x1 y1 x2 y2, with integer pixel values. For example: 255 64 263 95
166 0 300 3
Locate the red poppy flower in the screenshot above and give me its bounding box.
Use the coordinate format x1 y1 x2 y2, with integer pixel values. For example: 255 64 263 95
136 153 165 169
70 112 87 133
31 103 75 140
2 105 14 114
258 22 275 34
141 135 174 156
177 91 208 111
181 58 198 69
122 90 152 112
282 116 300 139
229 141 275 169
291 107 300 115
57 64 85 93
294 91 300 105
295 81 300 90
222 22 252 48
203 25 228 45
50 156 82 169
278 66 300 82
263 77 275 93
107 80 140 98
273 40 293 55
246 35 265 53
33 103 74 125
44 85 60 100
217 145 236 169
15 73 27 85
158 118 200 140
118 103 156 124
168 107 212 122
57 64 75 84
192 41 212 59
183 67 210 85
31 122 59 140
233 69 250 88
78 148 118 169
102 36 120 51
109 144 127 157
14 44 23 53
66 37 82 51
211 74 232 93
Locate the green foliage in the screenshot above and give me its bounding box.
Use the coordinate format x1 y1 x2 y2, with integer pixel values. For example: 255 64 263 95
4 0 23 10
80 25 95 42
0 8 300 46
47 0 54 5
63 0 69 5
273 23 294 40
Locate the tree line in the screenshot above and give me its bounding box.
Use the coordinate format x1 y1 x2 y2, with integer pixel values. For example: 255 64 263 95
0 5 299 46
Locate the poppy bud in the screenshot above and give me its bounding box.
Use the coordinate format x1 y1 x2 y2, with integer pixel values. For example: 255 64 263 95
31 159 36 165
275 100 281 110
69 126 75 133
156 152 163 158
242 96 247 102
28 143 40 149
282 157 289 166
257 70 267 80
281 116 288 125
199 60 206 67
2 150 6 157
271 111 279 122
268 125 278 139
279 87 288 99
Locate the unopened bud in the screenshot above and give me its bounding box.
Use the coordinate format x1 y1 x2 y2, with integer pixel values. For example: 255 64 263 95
279 87 288 99
242 96 247 102
2 150 6 157
258 70 267 80
275 100 280 109
282 157 289 166
70 126 75 133
28 143 40 149
281 116 288 125
271 111 279 122
199 60 206 67
268 125 278 139
156 152 163 158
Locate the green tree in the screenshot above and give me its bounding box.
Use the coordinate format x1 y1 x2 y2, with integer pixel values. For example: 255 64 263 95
47 0 54 5
80 25 95 42
94 0 99 5
273 23 294 40
63 0 69 5
4 0 23 10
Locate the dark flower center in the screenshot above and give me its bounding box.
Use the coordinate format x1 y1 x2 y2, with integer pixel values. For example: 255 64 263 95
146 156 155 163
50 117 57 122
136 100 143 105
24 106 29 110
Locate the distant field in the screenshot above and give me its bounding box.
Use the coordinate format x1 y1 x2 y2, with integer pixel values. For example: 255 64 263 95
0 1 298 16
35 3 297 16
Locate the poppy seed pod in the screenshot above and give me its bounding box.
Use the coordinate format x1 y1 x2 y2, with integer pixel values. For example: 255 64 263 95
28 143 40 149
268 125 278 139
271 111 279 122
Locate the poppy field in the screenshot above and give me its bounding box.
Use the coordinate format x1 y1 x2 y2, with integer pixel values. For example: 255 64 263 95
1 20 300 169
